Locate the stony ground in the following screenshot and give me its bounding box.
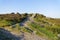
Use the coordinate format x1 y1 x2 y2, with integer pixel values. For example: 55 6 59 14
0 14 48 40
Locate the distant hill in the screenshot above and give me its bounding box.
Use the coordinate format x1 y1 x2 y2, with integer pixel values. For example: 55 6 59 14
0 13 60 40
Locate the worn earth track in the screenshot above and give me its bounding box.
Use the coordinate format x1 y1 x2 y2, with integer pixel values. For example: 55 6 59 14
0 14 47 40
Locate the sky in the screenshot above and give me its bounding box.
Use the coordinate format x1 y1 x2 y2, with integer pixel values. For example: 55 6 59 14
0 0 60 18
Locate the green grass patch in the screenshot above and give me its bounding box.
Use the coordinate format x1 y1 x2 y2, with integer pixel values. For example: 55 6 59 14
0 20 13 27
29 22 57 40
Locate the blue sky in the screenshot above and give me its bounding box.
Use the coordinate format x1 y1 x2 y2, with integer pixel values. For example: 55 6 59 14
0 0 60 18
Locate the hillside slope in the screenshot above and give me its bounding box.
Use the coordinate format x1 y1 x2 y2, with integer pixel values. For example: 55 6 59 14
0 13 60 40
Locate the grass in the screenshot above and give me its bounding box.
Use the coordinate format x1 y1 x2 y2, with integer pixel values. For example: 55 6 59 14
28 22 58 40
0 13 60 40
0 20 13 27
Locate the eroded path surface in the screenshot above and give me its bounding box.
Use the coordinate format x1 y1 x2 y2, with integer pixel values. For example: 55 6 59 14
0 14 47 40
18 14 47 40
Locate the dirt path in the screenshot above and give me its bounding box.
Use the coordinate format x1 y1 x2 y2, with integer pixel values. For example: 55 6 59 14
20 14 36 27
0 14 47 40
